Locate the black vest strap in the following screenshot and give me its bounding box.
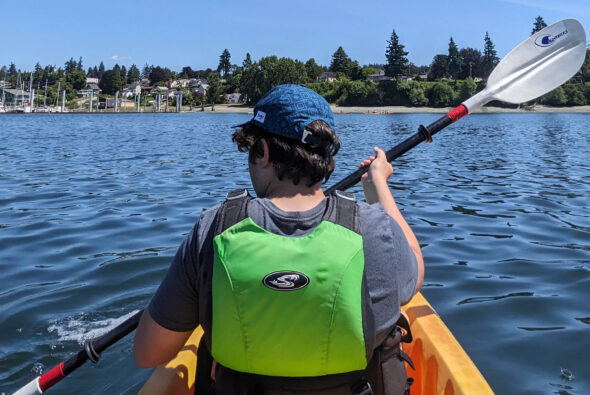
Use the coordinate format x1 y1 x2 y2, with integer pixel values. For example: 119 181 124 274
214 189 252 236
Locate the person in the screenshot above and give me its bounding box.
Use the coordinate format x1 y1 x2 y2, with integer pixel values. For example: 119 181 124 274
134 84 424 394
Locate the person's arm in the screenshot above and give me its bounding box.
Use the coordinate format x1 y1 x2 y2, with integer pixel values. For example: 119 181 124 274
134 310 192 368
133 217 208 367
360 146 424 293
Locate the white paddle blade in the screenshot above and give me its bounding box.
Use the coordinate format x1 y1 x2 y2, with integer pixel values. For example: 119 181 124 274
489 18 586 104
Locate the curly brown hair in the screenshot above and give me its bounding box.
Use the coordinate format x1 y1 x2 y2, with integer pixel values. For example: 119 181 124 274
232 120 341 187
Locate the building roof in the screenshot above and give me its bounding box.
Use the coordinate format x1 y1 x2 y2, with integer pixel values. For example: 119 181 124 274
0 88 29 96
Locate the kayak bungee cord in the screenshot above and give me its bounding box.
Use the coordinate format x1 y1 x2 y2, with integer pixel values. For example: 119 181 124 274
13 18 586 394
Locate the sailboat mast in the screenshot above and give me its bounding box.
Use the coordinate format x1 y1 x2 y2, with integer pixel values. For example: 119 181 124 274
55 81 60 107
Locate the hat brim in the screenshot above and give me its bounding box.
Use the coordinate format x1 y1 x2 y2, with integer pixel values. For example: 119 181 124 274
232 120 251 128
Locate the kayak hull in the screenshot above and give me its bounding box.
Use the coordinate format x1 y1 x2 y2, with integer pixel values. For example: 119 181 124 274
138 293 493 394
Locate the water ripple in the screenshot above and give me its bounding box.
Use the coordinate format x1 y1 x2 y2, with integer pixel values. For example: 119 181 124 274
1 113 589 394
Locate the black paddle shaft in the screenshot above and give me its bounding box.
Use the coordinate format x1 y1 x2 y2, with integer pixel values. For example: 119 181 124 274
325 113 455 195
65 310 144 376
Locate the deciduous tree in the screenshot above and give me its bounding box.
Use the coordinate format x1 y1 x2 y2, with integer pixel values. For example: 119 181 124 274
459 48 482 79
207 71 223 110
149 66 167 85
429 55 448 80
305 58 323 82
429 81 456 107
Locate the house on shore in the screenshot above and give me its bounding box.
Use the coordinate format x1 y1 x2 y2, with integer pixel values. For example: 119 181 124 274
224 93 242 104
0 88 33 106
170 79 190 89
319 72 338 82
192 83 209 96
78 78 102 98
122 83 141 98
368 69 392 82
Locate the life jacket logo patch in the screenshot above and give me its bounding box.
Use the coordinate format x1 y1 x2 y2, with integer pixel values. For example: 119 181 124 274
263 271 309 291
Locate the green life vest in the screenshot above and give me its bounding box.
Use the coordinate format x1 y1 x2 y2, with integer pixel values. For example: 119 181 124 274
209 190 373 378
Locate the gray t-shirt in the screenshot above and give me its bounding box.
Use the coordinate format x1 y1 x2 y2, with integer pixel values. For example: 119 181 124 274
148 197 418 346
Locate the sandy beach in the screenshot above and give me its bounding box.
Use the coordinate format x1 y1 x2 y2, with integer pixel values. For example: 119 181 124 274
191 103 590 114
53 102 590 114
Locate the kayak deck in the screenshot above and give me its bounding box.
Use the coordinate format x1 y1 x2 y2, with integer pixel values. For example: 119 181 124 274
138 293 492 394
402 293 493 394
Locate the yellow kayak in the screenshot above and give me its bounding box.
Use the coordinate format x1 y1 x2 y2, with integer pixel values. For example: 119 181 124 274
138 293 493 394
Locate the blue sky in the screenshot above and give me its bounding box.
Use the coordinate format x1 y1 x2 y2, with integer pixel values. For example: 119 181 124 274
1 0 588 72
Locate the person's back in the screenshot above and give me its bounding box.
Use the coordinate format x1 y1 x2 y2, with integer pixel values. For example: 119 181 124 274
134 84 424 394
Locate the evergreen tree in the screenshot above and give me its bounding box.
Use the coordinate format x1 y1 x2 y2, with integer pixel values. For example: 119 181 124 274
34 62 43 81
99 69 123 94
121 65 127 84
98 62 105 80
0 66 6 81
581 49 590 82
385 29 409 78
8 62 17 76
482 32 499 78
532 16 547 35
242 53 252 71
77 57 83 72
127 64 140 83
218 49 231 77
447 37 463 79
66 70 87 90
87 67 93 77
329 46 352 75
142 64 153 79
65 57 77 73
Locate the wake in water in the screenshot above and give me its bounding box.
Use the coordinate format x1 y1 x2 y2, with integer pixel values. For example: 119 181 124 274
47 310 140 345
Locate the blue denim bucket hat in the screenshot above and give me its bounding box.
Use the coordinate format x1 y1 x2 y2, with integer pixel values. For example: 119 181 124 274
236 84 335 146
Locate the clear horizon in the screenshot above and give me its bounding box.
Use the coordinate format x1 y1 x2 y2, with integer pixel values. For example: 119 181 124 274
1 0 588 73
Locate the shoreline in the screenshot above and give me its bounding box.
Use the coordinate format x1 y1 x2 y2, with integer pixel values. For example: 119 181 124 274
2 104 590 114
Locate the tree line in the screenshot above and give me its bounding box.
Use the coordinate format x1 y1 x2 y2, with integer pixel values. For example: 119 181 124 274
1 16 589 108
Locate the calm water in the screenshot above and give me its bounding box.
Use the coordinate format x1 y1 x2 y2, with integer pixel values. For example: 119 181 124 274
1 112 589 394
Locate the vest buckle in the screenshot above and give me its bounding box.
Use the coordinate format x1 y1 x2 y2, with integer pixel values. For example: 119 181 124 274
351 380 373 395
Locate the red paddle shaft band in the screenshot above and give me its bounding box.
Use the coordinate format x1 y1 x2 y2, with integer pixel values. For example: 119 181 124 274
447 105 468 122
38 362 65 392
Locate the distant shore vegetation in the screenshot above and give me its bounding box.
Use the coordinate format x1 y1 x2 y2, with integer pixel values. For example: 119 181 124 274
1 16 589 110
